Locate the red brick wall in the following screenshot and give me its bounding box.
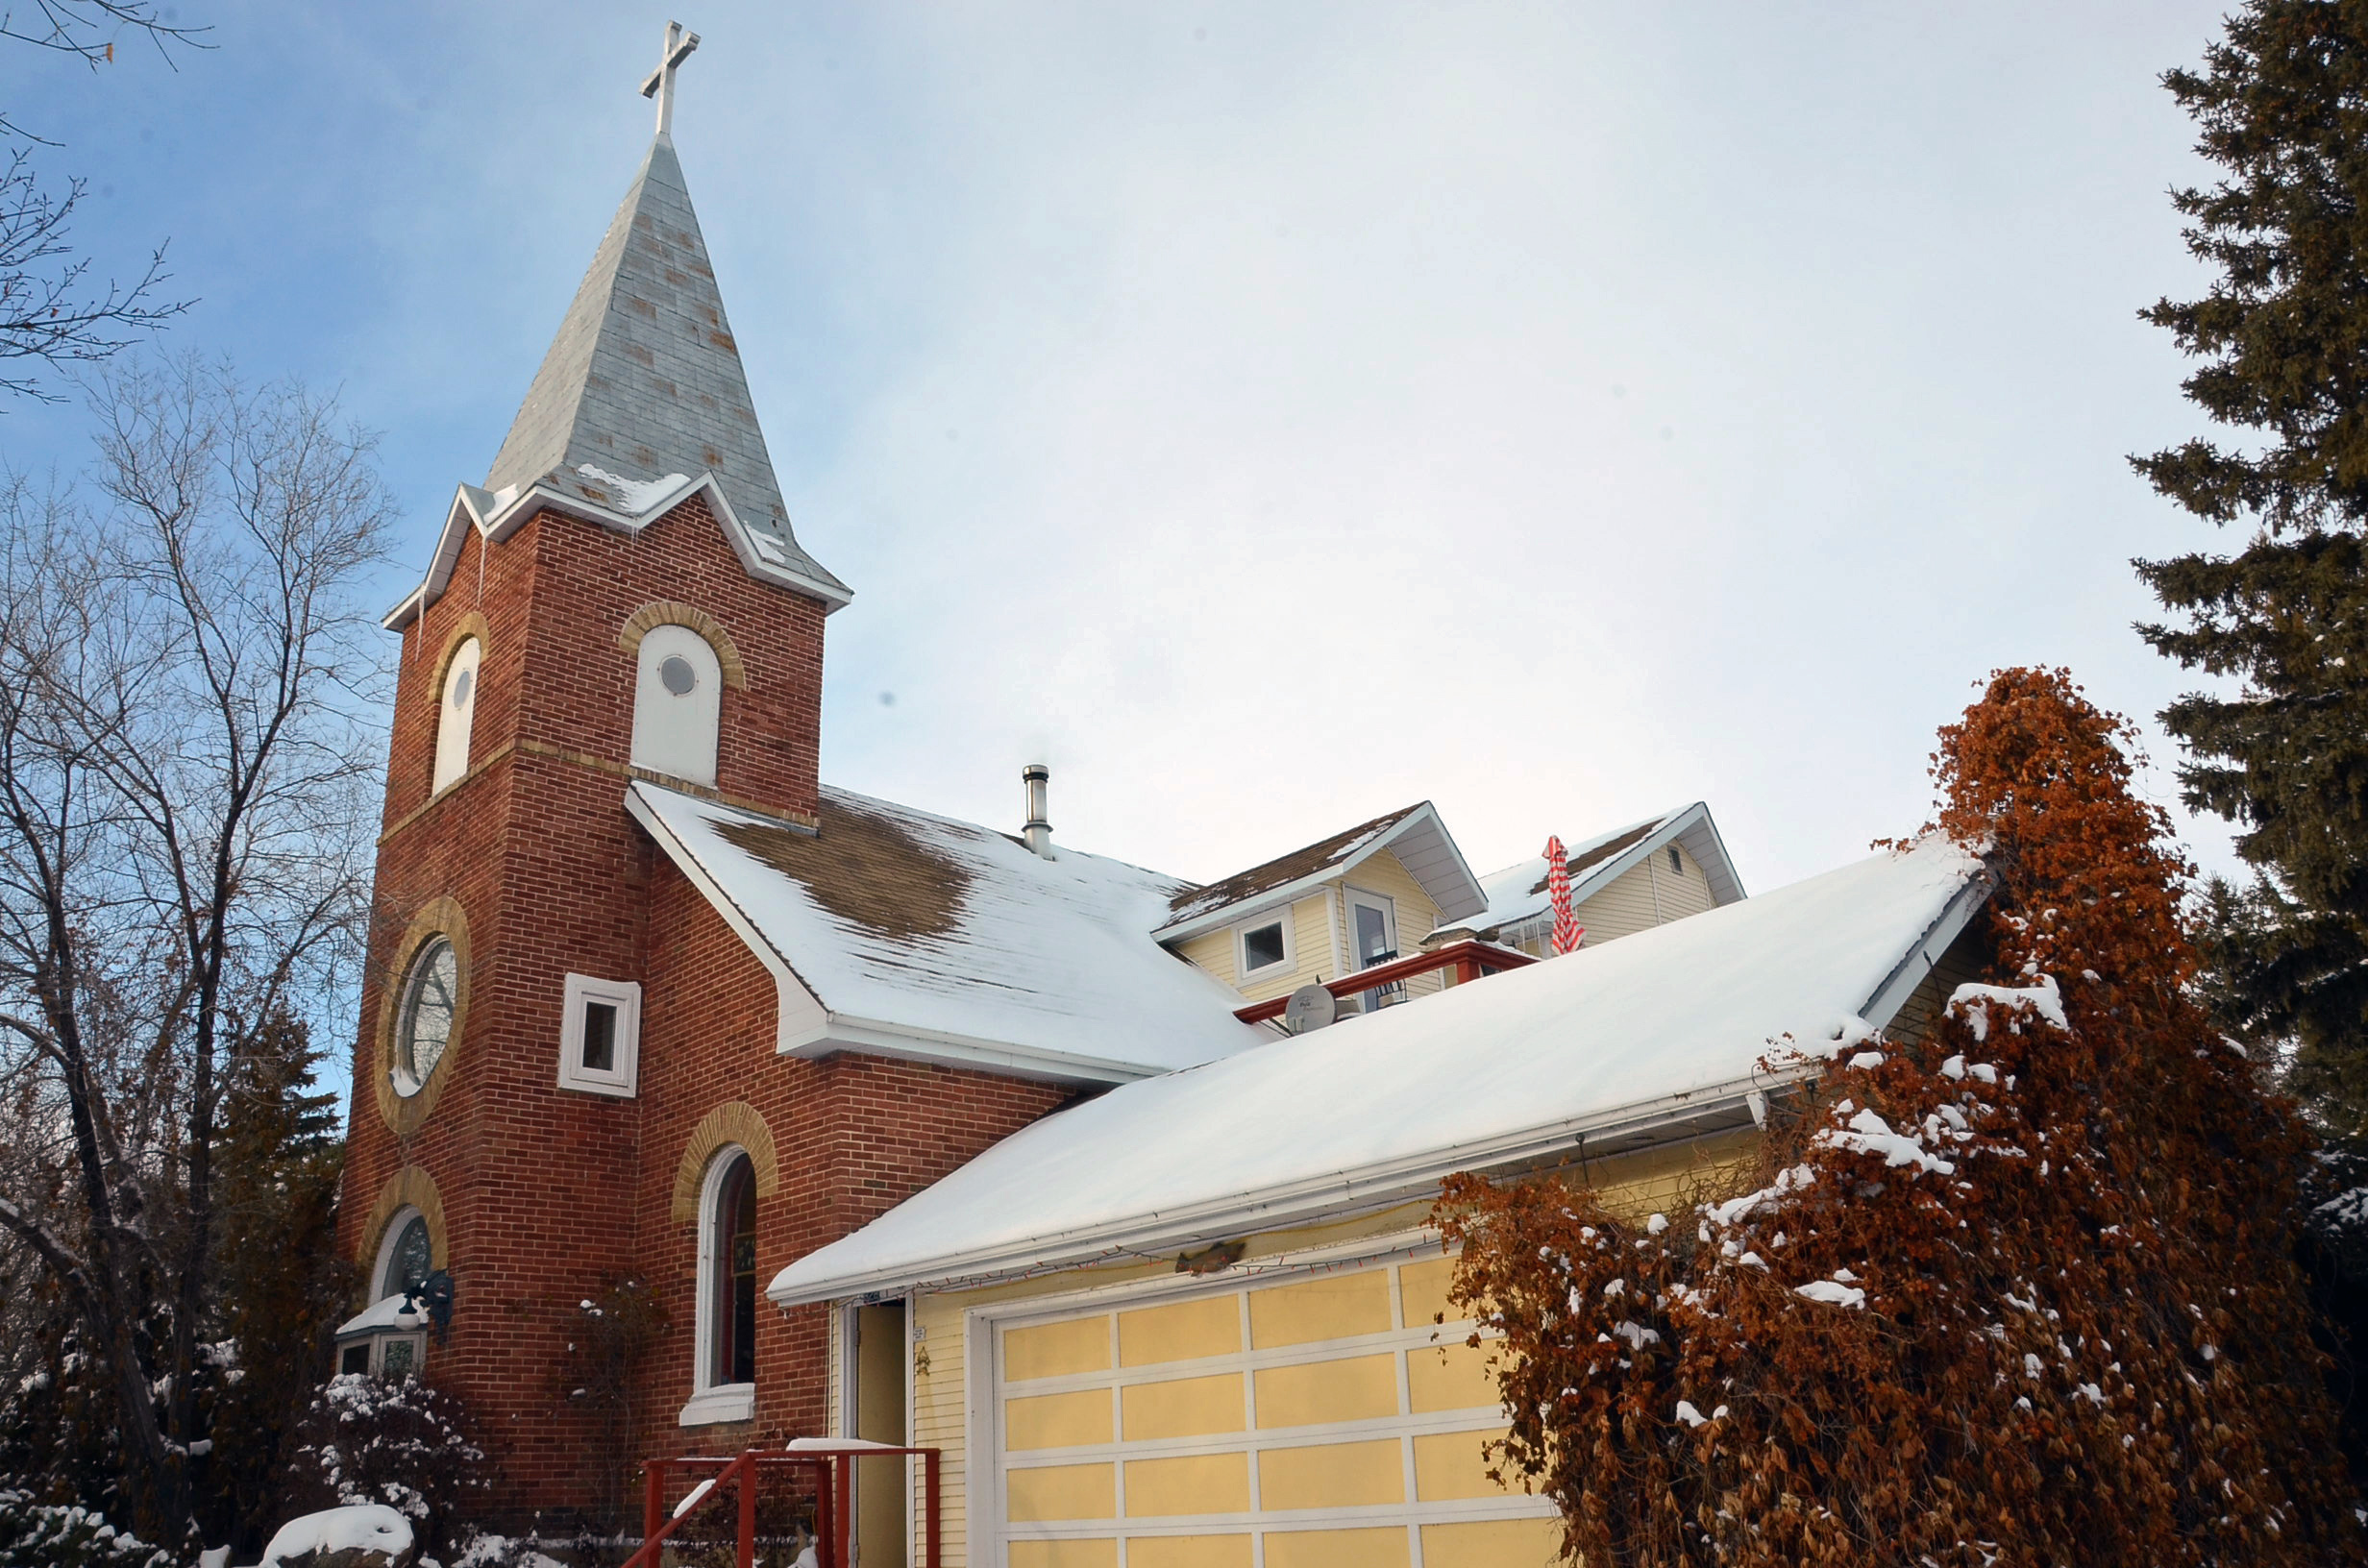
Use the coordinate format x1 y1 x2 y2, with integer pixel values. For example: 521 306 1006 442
337 497 1072 1525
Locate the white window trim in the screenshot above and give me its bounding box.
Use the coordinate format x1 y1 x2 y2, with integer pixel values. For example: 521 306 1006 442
555 973 642 1098
373 1206 427 1300
680 1145 757 1428
1232 908 1296 980
1344 884 1399 969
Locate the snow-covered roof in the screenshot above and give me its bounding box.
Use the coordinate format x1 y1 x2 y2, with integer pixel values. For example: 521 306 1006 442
1436 802 1745 943
629 782 1273 1085
768 834 1989 1305
333 1293 422 1338
1155 801 1488 941
387 136 848 630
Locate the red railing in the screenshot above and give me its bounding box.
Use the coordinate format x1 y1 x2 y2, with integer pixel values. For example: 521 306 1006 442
1233 938 1539 1024
624 1442 941 1568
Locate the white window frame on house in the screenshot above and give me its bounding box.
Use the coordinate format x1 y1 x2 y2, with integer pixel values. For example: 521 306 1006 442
1232 908 1295 981
555 973 642 1098
680 1145 758 1427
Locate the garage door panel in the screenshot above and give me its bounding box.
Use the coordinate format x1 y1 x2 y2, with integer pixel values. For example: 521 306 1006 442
1407 1340 1502 1414
1119 1296 1241 1367
1413 1427 1517 1502
1007 1539 1117 1568
1006 1388 1113 1451
1419 1516 1565 1568
1396 1257 1463 1330
1124 1453 1250 1517
1248 1272 1393 1348
1252 1354 1398 1430
1257 1438 1404 1511
1123 1534 1251 1568
1122 1371 1245 1441
1006 1462 1115 1522
1006 1317 1111 1383
1262 1525 1412 1568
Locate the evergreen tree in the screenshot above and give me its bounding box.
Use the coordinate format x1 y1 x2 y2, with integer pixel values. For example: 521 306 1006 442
2134 1 2368 1136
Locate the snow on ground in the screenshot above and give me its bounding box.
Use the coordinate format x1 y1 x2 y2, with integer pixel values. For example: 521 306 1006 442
770 833 1988 1304
259 1505 410 1566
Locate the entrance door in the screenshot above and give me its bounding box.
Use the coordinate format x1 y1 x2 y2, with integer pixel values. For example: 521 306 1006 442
852 1302 909 1567
1346 890 1400 1012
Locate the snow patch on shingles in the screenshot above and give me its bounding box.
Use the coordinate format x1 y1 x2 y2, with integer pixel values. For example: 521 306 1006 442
1947 974 2067 1043
770 834 1988 1303
260 1506 411 1567
576 463 690 514
635 782 1271 1076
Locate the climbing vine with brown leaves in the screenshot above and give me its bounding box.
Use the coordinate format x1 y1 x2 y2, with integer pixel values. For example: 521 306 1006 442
1436 668 2362 1566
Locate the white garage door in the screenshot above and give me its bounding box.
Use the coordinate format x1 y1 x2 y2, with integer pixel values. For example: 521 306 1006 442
988 1253 1562 1568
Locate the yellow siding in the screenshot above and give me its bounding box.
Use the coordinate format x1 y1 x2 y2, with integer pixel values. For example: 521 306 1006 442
1176 926 1237 990
1571 840 1716 945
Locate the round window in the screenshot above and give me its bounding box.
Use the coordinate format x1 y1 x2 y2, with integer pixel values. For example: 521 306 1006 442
450 666 474 711
392 938 458 1096
659 654 698 696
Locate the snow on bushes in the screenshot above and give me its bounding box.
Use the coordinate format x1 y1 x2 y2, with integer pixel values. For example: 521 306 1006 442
279 1376 490 1563
0 1491 168 1568
259 1504 411 1566
1436 668 2365 1567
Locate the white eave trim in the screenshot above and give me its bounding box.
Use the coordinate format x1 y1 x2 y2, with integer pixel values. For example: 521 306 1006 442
1153 801 1485 943
766 858 1996 1308
383 472 852 632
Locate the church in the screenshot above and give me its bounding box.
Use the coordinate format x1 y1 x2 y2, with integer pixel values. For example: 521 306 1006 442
333 31 1994 1568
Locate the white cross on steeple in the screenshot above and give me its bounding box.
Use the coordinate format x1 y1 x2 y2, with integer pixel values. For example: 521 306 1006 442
640 20 701 141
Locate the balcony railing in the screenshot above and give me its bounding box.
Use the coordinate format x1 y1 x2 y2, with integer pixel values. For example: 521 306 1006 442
1233 938 1539 1025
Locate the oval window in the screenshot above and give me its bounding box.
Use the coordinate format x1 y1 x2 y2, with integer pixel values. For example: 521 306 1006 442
393 938 458 1096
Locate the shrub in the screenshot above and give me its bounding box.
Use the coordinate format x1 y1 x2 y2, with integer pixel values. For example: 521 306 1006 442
0 1489 167 1568
279 1375 492 1561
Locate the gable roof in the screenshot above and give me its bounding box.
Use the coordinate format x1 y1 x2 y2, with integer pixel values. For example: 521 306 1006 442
767 833 1991 1305
386 136 848 630
1438 801 1745 943
628 782 1272 1086
1155 802 1488 942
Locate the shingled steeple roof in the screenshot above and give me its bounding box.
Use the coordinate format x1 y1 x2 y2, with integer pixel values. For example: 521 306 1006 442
483 135 846 601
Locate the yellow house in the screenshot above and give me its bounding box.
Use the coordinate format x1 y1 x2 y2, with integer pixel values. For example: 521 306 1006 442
771 834 1992 1568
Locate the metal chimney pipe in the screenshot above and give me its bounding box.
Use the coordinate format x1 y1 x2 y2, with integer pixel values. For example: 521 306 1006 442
1022 764 1052 858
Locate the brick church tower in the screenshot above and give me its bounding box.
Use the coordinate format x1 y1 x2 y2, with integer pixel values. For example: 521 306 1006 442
333 43 1076 1533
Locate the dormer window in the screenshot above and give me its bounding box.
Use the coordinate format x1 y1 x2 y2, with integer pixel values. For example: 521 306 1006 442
432 637 481 794
631 623 722 786
1237 913 1293 979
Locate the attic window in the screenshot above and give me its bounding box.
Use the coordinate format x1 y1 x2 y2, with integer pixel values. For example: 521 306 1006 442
1238 915 1292 977
1667 845 1683 876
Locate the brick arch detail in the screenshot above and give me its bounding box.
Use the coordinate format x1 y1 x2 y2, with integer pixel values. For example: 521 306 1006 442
359 1164 450 1289
618 600 749 690
429 609 490 698
672 1101 780 1223
372 895 473 1139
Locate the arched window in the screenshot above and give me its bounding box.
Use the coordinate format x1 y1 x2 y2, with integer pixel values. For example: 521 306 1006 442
376 1208 433 1301
630 623 721 786
432 636 481 794
698 1148 758 1394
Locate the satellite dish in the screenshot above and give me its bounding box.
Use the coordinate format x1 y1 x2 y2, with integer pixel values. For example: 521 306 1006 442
1284 984 1338 1034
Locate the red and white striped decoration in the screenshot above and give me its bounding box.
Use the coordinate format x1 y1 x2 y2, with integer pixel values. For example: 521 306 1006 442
1545 836 1585 955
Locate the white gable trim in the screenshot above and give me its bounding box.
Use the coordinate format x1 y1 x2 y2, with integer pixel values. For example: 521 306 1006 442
1153 801 1486 944
383 472 852 632
626 786 1175 1089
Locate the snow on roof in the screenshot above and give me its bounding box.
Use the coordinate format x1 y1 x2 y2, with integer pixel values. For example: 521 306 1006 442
1440 802 1744 942
768 834 1988 1305
1156 801 1487 938
629 782 1273 1084
333 1292 422 1338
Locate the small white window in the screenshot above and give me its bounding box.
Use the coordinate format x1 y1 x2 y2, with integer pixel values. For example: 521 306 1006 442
1235 912 1294 978
631 623 722 786
432 637 481 794
1667 845 1684 876
681 1147 759 1427
556 973 642 1097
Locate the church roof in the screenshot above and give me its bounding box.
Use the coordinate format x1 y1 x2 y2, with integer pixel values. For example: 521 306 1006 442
766 832 1992 1305
487 136 844 599
627 781 1273 1086
1435 801 1747 943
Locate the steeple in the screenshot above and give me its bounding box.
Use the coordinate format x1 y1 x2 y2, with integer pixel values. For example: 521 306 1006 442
483 135 847 602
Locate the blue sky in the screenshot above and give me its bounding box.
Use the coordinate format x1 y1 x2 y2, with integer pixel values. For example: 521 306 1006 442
6 1 2242 896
